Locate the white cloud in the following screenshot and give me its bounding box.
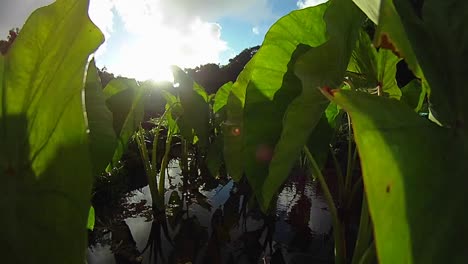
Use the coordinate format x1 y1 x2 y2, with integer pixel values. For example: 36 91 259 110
88 0 114 57
252 27 260 35
297 0 328 9
102 0 229 81
1 0 272 81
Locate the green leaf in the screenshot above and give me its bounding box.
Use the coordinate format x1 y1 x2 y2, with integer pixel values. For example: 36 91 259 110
400 79 426 112
172 66 210 149
352 0 380 24
87 206 95 231
260 0 364 211
349 31 401 99
224 3 331 192
84 59 116 175
0 0 103 262
104 78 145 168
213 82 233 113
329 89 468 263
224 4 333 182
393 0 468 128
374 0 422 78
206 134 224 177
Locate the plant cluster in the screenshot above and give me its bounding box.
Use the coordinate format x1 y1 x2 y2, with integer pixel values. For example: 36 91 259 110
1 0 467 263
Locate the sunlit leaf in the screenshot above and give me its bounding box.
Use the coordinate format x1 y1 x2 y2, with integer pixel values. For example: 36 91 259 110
352 0 380 24
87 206 95 231
84 59 116 175
348 31 401 99
260 0 364 211
103 78 145 169
329 89 468 263
213 82 232 113
0 0 103 262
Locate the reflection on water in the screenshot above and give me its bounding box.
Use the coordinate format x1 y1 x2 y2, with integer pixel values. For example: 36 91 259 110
88 161 333 264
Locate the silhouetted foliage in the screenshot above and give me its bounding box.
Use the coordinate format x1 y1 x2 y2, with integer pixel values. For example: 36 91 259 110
97 67 116 87
186 45 260 94
0 28 19 55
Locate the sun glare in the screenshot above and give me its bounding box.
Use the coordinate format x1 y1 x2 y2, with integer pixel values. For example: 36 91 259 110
92 0 228 84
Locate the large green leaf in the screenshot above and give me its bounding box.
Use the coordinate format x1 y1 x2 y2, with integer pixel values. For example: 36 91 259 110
393 0 468 128
0 0 103 262
103 78 145 168
329 89 468 263
224 3 330 198
172 66 210 149
259 0 364 211
84 59 116 175
223 4 332 182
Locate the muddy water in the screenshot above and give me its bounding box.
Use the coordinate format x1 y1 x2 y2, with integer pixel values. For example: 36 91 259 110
87 161 333 264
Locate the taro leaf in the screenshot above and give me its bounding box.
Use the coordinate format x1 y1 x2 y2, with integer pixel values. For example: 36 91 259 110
103 78 145 169
400 79 426 112
213 82 233 113
172 66 210 149
84 59 116 175
352 0 380 24
259 0 364 211
393 0 468 128
348 31 401 99
374 0 421 74
0 0 104 262
225 3 332 193
329 89 468 263
206 134 224 177
224 4 333 182
306 113 335 170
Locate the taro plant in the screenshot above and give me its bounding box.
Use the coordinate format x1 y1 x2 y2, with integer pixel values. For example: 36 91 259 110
0 0 149 262
0 0 104 262
224 0 468 263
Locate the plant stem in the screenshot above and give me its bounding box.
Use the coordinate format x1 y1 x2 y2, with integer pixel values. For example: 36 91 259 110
304 146 346 264
330 145 345 203
345 113 353 194
136 126 159 206
158 132 173 201
351 194 372 264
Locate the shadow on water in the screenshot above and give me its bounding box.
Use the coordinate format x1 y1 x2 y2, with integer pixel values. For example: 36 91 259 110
88 161 334 264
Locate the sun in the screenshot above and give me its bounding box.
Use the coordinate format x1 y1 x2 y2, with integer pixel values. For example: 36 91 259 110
113 34 175 83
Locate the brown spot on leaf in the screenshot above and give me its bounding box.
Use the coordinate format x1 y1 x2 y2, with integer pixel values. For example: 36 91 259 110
386 184 391 193
378 33 402 58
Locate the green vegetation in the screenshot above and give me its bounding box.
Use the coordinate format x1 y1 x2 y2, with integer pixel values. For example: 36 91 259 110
1 0 467 263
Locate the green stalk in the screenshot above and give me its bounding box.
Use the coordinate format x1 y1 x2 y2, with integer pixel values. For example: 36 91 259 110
151 122 161 177
158 131 173 199
351 195 372 264
330 145 345 203
135 126 159 206
357 241 376 264
345 113 353 194
304 146 346 264
180 138 188 175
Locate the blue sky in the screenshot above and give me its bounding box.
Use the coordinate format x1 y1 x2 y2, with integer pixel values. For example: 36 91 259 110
1 0 326 81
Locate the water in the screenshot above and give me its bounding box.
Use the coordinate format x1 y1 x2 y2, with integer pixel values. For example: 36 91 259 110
87 161 333 264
